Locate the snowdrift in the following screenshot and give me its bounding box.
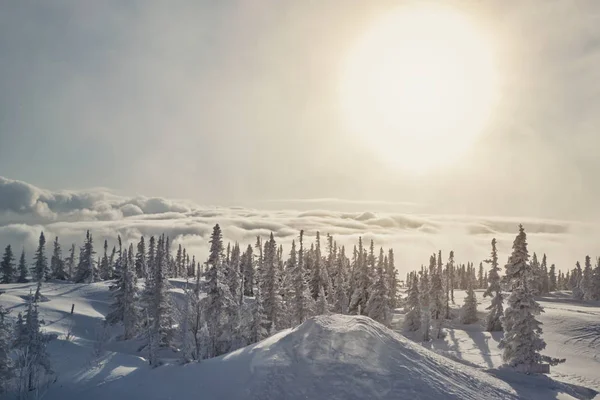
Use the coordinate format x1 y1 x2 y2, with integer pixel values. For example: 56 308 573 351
46 315 520 400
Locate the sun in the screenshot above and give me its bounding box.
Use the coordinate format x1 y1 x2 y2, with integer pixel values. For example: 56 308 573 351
339 4 498 172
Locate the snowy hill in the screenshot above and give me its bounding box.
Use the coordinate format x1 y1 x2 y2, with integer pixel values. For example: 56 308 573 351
1 281 599 399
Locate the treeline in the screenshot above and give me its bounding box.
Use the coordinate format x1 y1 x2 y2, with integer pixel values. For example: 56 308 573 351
0 231 202 284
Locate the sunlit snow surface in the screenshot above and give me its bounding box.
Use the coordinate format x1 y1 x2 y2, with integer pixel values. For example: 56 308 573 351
0 281 598 399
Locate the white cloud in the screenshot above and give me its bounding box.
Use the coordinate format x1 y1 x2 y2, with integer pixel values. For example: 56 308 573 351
1 176 598 278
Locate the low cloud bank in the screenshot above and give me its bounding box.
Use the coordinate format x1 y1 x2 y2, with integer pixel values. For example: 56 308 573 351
1 176 597 276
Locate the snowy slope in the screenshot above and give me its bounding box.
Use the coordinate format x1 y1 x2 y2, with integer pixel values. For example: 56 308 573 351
1 281 599 400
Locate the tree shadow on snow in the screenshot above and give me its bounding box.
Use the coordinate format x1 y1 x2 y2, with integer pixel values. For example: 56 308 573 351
487 367 598 400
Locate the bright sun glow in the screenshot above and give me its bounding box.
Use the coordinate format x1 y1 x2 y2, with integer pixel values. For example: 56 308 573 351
340 4 498 172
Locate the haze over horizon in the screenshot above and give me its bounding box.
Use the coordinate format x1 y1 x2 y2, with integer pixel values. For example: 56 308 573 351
1 1 600 221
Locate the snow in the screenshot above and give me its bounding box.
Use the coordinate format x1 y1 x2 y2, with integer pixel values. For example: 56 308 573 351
1 281 599 399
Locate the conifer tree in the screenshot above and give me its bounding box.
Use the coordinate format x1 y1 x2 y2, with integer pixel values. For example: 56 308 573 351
0 244 16 283
291 231 312 325
483 238 503 332
32 231 48 282
349 237 369 315
204 225 237 357
499 225 548 367
0 300 13 393
549 264 557 292
332 246 349 314
14 292 53 392
241 245 254 296
429 254 444 338
403 274 421 332
571 262 584 300
387 249 399 308
135 236 147 279
365 248 391 326
460 279 478 324
478 262 484 289
582 255 594 300
106 246 140 339
420 271 431 341
73 231 95 283
99 240 111 280
17 249 28 283
50 237 67 280
249 284 268 344
592 258 600 300
227 243 242 305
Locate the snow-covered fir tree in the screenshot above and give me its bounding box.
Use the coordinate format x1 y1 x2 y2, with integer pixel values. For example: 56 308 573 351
17 249 28 283
419 270 431 341
1 244 16 284
65 244 76 282
249 284 268 344
387 249 399 308
403 273 421 332
499 225 548 367
261 233 282 332
204 225 238 357
32 231 48 282
99 240 111 280
50 236 67 280
460 279 478 324
349 237 369 315
0 300 13 393
241 245 254 296
549 264 557 292
14 291 54 392
571 262 584 300
582 255 594 300
592 258 600 300
291 231 312 326
483 238 503 332
106 246 140 340
365 248 391 327
429 255 445 339
73 231 95 283
332 245 349 315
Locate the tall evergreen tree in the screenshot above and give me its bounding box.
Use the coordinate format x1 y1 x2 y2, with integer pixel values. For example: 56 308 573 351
0 244 16 283
73 231 95 283
291 231 312 326
429 254 444 338
99 240 111 280
460 278 478 324
0 300 13 393
64 244 76 281
50 237 67 280
582 255 594 300
106 246 140 339
17 249 28 283
32 231 48 282
420 271 431 341
592 258 600 300
499 225 547 367
387 249 399 308
135 236 147 279
349 237 369 315
483 238 503 332
549 264 557 292
241 245 254 296
365 248 391 327
403 274 421 332
332 245 349 315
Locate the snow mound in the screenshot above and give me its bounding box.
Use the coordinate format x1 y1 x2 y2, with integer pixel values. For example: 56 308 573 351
55 315 520 400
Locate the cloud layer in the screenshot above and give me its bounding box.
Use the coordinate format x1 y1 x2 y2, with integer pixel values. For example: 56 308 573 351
1 176 597 277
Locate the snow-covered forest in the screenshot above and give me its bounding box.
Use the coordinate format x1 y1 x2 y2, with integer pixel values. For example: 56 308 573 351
1 223 599 398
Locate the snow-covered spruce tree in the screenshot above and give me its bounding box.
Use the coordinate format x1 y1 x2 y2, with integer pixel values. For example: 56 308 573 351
483 238 503 332
204 225 238 357
571 262 584 300
582 255 594 301
65 244 76 281
349 237 369 315
113 235 123 281
50 236 67 280
592 258 600 300
261 233 283 332
249 284 268 344
14 292 54 393
1 244 16 283
0 300 14 393
32 231 48 282
73 231 95 283
429 255 444 339
99 240 111 280
499 225 563 368
386 249 399 308
17 249 28 283
291 231 312 326
333 246 349 314
106 246 140 340
548 264 557 292
180 270 205 362
419 271 431 341
365 248 391 327
241 245 254 296
316 285 329 316
478 262 484 289
310 232 323 300
227 243 242 305
403 274 421 332
460 279 478 324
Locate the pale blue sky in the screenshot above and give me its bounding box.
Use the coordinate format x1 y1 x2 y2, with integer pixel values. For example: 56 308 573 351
1 1 600 219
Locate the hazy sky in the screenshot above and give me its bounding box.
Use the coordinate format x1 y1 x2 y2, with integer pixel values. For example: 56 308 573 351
1 1 599 220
